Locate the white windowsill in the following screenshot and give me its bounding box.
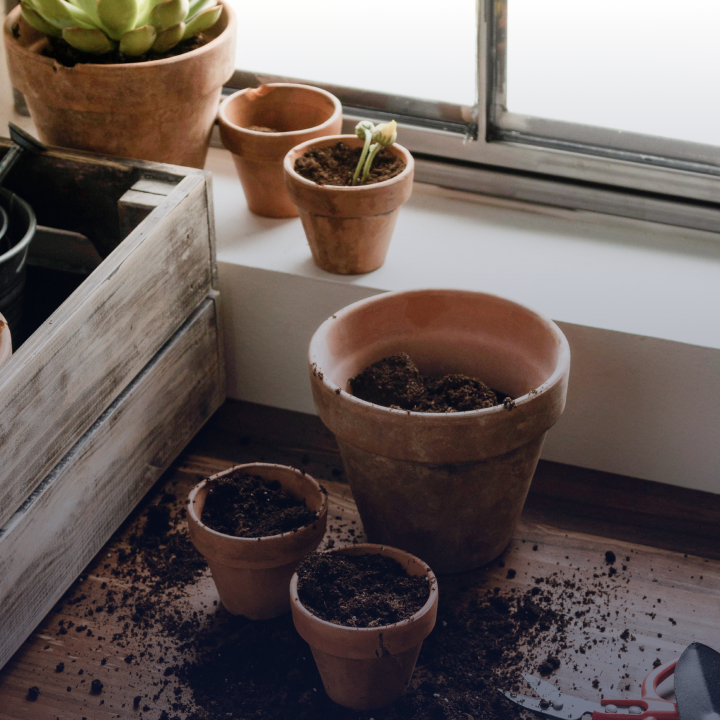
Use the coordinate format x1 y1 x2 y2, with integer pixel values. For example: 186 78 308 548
208 147 720 496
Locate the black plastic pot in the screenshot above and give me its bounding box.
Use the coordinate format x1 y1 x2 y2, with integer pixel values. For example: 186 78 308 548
0 188 36 334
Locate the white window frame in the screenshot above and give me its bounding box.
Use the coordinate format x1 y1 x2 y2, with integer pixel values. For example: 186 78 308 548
226 0 720 233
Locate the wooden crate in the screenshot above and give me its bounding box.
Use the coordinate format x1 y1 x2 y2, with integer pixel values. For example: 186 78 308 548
0 142 226 669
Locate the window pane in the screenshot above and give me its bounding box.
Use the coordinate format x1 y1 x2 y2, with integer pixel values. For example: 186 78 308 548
225 0 477 107
506 0 720 146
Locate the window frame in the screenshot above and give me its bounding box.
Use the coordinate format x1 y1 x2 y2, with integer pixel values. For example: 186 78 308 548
224 0 720 233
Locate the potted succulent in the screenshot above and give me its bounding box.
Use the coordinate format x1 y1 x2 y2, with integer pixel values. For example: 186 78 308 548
3 0 237 168
187 462 328 620
218 83 342 218
284 120 414 274
0 311 11 368
308 289 571 574
290 543 438 710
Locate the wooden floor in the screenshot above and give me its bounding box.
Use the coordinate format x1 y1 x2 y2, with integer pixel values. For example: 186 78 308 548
0 400 719 719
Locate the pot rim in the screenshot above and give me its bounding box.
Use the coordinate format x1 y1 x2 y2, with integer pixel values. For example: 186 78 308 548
218 83 342 139
0 311 11 368
308 288 571 418
290 542 438 635
0 189 37 266
3 0 236 72
187 462 329 544
283 135 414 193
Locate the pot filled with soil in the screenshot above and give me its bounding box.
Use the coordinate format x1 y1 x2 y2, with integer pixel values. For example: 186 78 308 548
218 83 342 218
0 188 37 336
290 543 438 710
309 289 570 574
4 0 236 168
187 462 328 619
284 132 414 274
0 311 11 368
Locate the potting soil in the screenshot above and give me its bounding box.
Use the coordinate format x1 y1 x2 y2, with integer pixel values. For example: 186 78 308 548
296 552 430 628
350 353 503 412
40 34 207 67
201 472 318 538
294 142 405 186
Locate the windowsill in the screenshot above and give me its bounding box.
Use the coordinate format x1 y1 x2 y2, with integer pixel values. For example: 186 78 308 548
209 147 720 351
207 146 720 496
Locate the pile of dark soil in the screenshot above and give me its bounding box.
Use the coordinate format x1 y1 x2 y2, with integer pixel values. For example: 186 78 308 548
201 472 318 538
41 34 207 67
296 552 430 627
294 141 405 186
350 353 505 412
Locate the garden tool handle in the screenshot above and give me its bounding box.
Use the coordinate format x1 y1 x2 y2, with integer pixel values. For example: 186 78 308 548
593 658 680 720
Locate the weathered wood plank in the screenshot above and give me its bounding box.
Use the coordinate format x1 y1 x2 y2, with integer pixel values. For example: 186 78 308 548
0 174 215 527
0 297 224 670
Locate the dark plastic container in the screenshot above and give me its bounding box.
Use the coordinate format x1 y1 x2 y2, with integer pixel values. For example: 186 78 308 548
0 188 36 335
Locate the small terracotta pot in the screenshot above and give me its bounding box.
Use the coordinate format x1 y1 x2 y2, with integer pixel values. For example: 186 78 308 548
187 463 328 619
284 135 414 274
309 289 571 574
3 2 237 168
290 543 438 710
0 312 11 369
218 84 342 218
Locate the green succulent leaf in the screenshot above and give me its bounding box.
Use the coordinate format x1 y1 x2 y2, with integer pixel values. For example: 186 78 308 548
182 3 220 38
62 25 114 53
20 3 62 35
119 23 156 55
186 0 215 19
32 0 93 29
151 21 183 51
96 0 139 39
150 0 188 31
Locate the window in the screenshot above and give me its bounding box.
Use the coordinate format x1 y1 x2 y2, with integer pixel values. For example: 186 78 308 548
224 0 720 232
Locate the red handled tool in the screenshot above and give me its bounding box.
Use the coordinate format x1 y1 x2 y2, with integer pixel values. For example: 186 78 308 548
502 657 679 720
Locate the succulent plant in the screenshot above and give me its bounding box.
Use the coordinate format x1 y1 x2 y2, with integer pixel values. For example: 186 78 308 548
20 0 223 56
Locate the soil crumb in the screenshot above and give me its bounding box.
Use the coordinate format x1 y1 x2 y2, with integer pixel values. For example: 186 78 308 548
296 552 430 628
201 471 318 538
350 353 504 412
294 141 405 186
26 686 39 701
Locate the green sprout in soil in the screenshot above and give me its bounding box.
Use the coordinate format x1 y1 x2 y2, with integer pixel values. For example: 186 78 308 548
352 119 398 186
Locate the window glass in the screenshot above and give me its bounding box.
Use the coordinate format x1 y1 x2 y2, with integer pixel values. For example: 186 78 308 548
506 0 720 146
226 0 477 107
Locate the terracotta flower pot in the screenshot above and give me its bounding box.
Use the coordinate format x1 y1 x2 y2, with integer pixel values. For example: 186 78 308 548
218 84 342 218
290 543 438 710
187 462 328 619
284 135 414 274
3 2 237 168
308 289 571 574
0 311 11 369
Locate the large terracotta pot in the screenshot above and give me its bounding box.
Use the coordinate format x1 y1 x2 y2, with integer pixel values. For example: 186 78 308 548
309 289 571 574
290 543 438 710
284 135 414 274
187 463 328 619
218 84 342 218
0 311 11 369
3 2 237 168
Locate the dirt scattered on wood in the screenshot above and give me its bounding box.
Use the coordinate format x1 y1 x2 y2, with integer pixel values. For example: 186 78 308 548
294 141 405 186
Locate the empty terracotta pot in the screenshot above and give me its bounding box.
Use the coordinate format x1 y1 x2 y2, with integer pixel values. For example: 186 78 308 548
187 462 328 619
309 289 571 574
284 135 414 274
3 2 236 168
0 312 11 369
218 84 342 217
290 543 438 710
